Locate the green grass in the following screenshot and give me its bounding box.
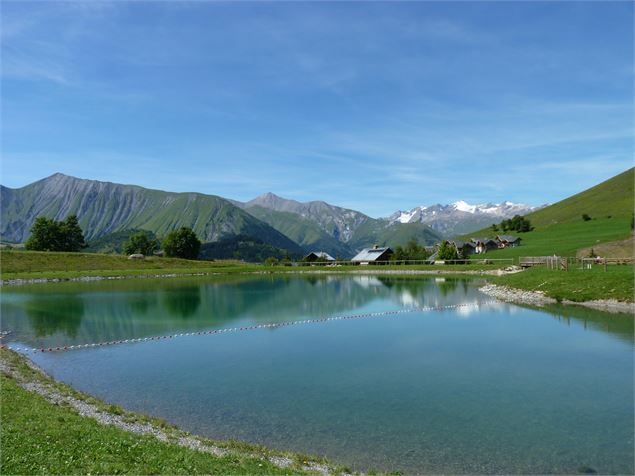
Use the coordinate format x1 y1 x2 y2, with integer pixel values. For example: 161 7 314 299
463 217 632 261
492 265 634 303
459 167 634 260
525 167 633 228
0 348 342 475
0 250 267 280
0 250 509 281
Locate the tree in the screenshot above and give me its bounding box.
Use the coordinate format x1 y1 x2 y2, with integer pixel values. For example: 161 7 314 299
436 240 459 261
582 214 591 221
391 239 431 263
491 224 499 232
59 215 86 251
123 231 159 256
25 215 86 252
162 227 201 260
25 217 62 251
264 256 279 266
499 215 533 233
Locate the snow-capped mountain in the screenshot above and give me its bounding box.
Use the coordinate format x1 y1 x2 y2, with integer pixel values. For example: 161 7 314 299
386 200 540 237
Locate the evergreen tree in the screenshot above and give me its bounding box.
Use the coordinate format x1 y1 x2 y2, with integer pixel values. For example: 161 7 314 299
59 215 86 251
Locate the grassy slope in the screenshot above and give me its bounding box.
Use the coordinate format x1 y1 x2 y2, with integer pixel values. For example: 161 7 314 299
493 265 634 303
0 349 325 475
0 250 510 280
576 235 634 258
0 250 266 280
245 206 352 258
348 221 441 250
460 168 634 259
526 167 634 227
1 175 301 254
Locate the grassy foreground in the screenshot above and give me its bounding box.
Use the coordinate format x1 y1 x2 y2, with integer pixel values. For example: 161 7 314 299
0 348 339 475
0 250 265 280
0 250 507 281
492 265 634 303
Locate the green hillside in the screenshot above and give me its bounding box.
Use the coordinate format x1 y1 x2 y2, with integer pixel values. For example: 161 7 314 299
0 174 301 255
349 221 441 250
459 168 634 259
85 229 158 254
245 206 352 257
199 234 303 262
526 167 634 227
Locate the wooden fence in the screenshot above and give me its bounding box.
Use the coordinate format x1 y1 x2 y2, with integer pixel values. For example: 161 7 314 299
520 256 634 271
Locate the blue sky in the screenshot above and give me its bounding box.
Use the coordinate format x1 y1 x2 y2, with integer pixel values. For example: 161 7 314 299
1 1 633 217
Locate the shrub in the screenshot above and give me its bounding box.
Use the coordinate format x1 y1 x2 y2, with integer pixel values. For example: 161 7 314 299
582 214 591 221
264 256 279 266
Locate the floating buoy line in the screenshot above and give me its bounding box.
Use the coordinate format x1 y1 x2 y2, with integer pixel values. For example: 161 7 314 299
2 301 499 354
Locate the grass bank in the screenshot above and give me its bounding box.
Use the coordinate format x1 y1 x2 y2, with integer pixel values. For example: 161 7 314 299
0 250 506 282
0 348 343 475
492 265 634 303
461 217 632 261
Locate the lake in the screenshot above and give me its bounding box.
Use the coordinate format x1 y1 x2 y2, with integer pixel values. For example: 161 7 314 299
1 275 633 474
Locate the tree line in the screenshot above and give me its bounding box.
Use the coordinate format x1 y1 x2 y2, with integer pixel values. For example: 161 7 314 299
25 215 201 259
491 215 533 233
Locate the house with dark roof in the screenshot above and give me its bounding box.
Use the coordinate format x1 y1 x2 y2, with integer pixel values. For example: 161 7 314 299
304 251 336 262
448 240 476 255
351 246 393 265
470 237 499 254
496 235 522 248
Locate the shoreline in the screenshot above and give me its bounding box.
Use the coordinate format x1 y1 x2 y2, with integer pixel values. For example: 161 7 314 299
0 348 344 476
0 266 520 287
480 283 635 314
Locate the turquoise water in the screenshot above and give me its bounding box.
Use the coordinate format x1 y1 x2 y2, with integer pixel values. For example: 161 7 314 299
2 275 633 474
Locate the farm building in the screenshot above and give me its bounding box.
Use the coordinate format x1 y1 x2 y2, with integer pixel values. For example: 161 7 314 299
470 237 499 254
304 251 336 262
496 235 522 248
351 246 393 265
448 240 476 255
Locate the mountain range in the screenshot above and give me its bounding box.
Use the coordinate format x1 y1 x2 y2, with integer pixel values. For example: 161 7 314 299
2 170 630 261
1 174 442 259
386 200 541 237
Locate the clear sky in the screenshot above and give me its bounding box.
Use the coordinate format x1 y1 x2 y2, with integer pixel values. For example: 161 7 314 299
1 1 633 217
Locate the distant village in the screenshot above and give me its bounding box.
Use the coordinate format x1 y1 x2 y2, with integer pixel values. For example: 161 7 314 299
304 235 521 265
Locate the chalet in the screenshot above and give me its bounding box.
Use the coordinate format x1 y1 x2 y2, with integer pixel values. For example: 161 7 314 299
304 251 336 262
351 245 393 265
470 237 498 254
496 235 522 248
448 240 476 255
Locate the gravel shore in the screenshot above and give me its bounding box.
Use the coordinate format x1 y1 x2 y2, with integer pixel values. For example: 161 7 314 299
0 352 336 476
480 283 635 314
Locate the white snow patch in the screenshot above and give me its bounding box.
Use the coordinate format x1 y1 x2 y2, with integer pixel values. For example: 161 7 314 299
452 200 477 213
